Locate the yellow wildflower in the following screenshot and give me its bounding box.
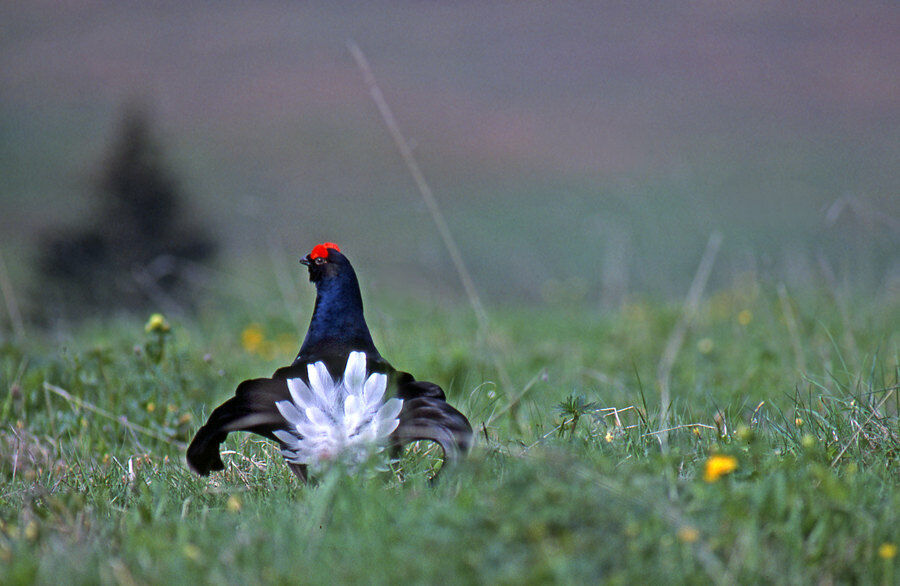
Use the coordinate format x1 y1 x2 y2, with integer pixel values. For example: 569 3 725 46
795 417 803 427
703 454 738 482
145 313 170 334
697 338 714 354
605 431 614 443
737 309 752 326
146 402 155 413
677 526 699 543
226 495 242 513
183 544 202 561
241 323 264 353
24 520 38 541
878 542 897 559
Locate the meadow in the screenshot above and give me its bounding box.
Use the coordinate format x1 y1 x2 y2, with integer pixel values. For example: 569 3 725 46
2 3 898 583
1 270 897 583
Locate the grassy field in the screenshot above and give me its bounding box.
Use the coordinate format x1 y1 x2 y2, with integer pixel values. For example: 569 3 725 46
1 3 898 582
1 272 898 584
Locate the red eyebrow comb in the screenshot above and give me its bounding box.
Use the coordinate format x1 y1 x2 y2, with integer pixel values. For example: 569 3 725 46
308 242 340 259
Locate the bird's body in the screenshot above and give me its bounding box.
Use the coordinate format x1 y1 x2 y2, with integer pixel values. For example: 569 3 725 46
187 243 473 479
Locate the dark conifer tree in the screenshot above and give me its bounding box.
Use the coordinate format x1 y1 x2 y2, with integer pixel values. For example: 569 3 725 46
38 105 216 316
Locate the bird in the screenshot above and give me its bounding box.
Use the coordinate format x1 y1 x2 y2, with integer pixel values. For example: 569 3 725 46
187 242 473 480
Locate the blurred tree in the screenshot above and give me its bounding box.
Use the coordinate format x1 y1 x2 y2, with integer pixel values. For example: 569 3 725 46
38 104 217 317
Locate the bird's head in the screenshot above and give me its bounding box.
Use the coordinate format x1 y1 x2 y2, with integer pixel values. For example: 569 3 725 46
300 242 346 283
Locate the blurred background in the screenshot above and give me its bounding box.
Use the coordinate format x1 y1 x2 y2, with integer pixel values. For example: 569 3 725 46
1 1 897 319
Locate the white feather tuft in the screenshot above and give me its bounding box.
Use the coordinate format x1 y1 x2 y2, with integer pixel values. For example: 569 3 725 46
276 352 402 470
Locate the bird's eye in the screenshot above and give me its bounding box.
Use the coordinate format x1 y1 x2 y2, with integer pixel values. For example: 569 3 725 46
314 257 326 265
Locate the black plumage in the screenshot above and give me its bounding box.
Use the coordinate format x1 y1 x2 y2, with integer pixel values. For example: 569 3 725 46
187 243 473 480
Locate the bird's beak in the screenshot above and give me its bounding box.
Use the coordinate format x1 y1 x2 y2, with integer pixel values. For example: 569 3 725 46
299 256 312 266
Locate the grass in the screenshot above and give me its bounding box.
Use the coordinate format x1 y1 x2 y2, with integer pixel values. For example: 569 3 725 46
2 5 897 581
1 274 898 584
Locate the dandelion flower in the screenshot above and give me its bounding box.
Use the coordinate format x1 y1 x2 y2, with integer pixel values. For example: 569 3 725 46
703 454 738 482
24 521 38 541
677 526 699 543
145 313 170 333
273 351 403 470
241 324 264 353
226 495 242 512
183 544 202 561
878 542 896 559
737 309 752 326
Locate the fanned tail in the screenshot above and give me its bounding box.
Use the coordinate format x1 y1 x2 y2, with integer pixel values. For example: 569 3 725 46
392 396 474 468
188 368 473 481
186 377 289 476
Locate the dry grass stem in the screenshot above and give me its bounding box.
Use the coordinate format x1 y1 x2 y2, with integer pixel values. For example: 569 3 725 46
642 423 718 438
348 41 487 328
830 388 896 467
43 382 187 449
348 41 516 408
486 369 545 425
657 231 723 447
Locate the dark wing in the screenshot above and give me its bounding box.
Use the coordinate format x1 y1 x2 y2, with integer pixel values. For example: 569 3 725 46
186 376 290 476
187 364 473 480
392 375 474 467
393 371 446 401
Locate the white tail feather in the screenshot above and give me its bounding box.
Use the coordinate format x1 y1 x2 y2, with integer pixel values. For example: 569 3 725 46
277 353 401 469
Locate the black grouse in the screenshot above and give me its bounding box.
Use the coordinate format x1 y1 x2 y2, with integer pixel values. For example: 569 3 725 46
187 242 473 480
